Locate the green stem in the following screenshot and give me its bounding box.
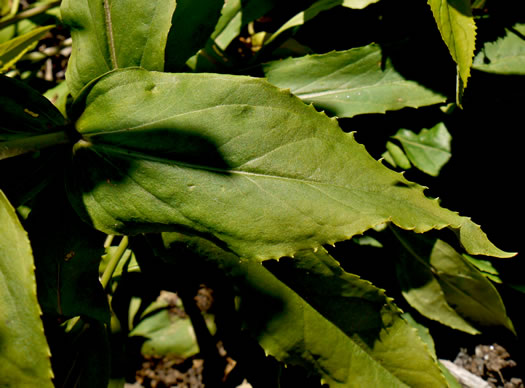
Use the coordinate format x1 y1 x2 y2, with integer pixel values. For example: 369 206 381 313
100 236 128 289
0 0 61 29
0 130 70 160
104 234 115 249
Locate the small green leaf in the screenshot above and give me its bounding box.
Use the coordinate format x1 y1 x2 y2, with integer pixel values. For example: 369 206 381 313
393 123 452 176
427 0 477 90
0 25 53 72
163 232 447 387
263 44 447 117
211 0 278 50
67 68 512 261
165 0 224 71
473 23 525 75
130 297 215 358
0 190 54 388
385 141 411 170
61 0 177 97
395 231 515 334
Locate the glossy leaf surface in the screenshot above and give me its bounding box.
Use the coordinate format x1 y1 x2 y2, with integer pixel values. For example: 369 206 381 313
68 68 511 261
473 23 525 75
61 0 176 97
163 232 447 387
264 45 446 117
0 190 53 388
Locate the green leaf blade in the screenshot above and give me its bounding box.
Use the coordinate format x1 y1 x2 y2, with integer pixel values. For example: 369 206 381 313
164 0 224 71
473 23 525 75
393 123 452 176
67 68 512 261
0 25 54 72
263 45 447 117
163 233 447 387
27 184 110 324
61 0 177 97
427 0 476 89
395 232 515 334
0 190 53 388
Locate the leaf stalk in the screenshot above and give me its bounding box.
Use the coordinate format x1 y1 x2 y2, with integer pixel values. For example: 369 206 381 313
0 0 61 30
0 130 70 160
100 236 128 289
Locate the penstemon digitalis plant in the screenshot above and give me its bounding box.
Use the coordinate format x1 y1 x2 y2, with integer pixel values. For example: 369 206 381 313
0 0 521 387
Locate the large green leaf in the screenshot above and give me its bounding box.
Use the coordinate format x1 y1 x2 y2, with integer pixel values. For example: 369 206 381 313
0 25 54 72
66 68 512 261
0 75 66 139
27 183 110 323
395 231 515 334
473 23 525 75
61 0 177 97
392 123 452 177
163 232 447 387
427 0 476 90
0 190 53 388
164 0 224 71
263 45 447 117
0 76 68 203
265 249 448 387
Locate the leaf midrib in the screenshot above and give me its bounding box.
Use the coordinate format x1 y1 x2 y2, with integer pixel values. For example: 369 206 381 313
103 0 118 68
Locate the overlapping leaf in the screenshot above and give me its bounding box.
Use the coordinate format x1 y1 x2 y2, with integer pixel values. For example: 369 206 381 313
0 75 66 140
163 232 447 387
263 45 447 117
0 25 54 72
473 23 525 75
265 0 380 46
394 231 515 334
61 0 177 97
211 0 279 50
164 0 224 71
67 68 511 261
392 123 452 176
0 190 53 388
27 184 110 323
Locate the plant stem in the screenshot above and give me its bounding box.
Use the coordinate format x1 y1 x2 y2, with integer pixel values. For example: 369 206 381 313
0 0 61 29
104 234 115 248
100 236 128 289
0 130 70 160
